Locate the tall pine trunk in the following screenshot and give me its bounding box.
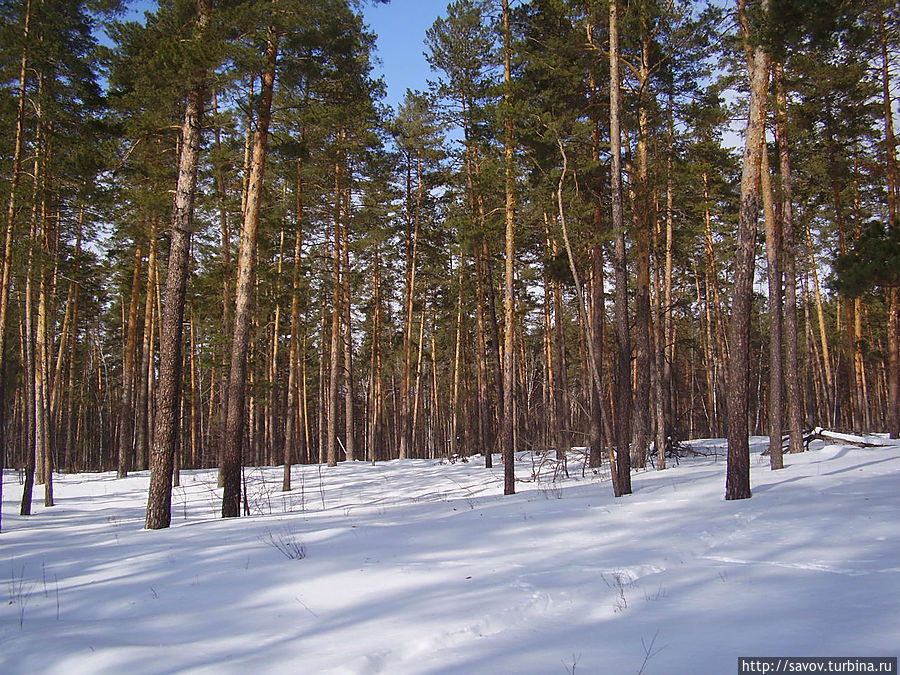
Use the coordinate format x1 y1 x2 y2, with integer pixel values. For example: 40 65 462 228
609 0 631 496
726 0 770 501
134 219 158 471
761 148 783 469
878 6 900 437
222 26 278 517
118 243 143 478
501 0 516 494
773 62 804 453
145 0 211 530
283 155 306 490
326 146 344 468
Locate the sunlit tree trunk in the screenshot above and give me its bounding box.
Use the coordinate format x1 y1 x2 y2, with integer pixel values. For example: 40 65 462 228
223 25 279 517
145 0 210 530
726 0 770 500
500 0 516 494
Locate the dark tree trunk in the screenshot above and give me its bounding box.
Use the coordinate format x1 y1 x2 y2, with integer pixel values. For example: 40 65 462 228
773 63 804 453
118 244 143 478
145 0 211 529
223 27 278 517
326 149 343 468
878 6 900 437
609 0 631 496
761 149 783 469
726 0 770 501
501 0 516 495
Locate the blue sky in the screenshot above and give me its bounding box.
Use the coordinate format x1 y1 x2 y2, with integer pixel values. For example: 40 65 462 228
362 0 450 111
119 1 450 111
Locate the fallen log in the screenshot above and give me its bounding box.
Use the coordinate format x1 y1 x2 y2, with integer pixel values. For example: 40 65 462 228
805 427 886 448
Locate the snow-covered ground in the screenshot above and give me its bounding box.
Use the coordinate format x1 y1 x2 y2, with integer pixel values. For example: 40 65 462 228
1 438 898 674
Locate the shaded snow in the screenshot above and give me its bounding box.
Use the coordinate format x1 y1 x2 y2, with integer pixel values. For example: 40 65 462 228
2 438 898 673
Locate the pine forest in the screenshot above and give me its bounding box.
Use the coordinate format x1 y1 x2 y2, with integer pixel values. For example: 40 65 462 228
1 0 899 530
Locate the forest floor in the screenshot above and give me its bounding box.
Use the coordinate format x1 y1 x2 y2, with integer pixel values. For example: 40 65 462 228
1 436 898 674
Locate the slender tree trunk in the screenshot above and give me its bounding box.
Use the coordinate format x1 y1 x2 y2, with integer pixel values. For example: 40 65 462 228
118 243 143 478
342 185 355 462
500 0 516 494
556 141 616 494
726 0 770 500
609 0 631 496
134 218 158 470
267 228 285 464
398 150 419 461
145 0 211 529
473 246 491 464
773 62 804 453
326 145 344 468
212 90 233 486
284 155 306 489
63 224 82 473
663 95 676 444
450 261 463 459
878 6 900 437
652 214 667 470
316 293 327 464
19 313 35 515
806 222 834 425
20 118 42 513
411 296 427 456
189 306 200 467
585 6 609 472
223 26 278 517
589 247 608 471
36 189 54 507
1 0 32 407
367 247 382 463
631 41 653 470
761 147 784 469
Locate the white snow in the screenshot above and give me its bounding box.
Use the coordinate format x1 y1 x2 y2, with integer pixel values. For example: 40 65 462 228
2 437 898 674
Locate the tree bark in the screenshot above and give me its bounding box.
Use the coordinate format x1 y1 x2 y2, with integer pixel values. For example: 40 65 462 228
761 147 784 469
878 5 900 437
284 155 306 490
36 180 54 507
326 143 344 468
134 218 158 470
145 0 211 530
609 0 632 496
450 261 464 459
342 183 355 462
118 243 143 478
398 148 420 461
222 25 278 517
773 62 804 453
501 0 516 494
726 0 770 501
631 37 653 470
